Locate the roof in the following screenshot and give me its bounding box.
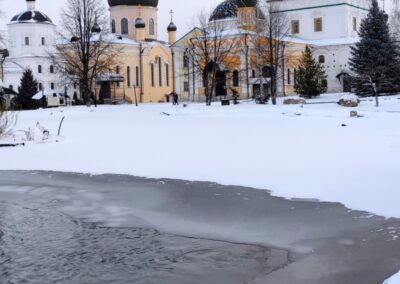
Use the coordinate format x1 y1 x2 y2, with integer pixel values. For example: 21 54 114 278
10 10 53 24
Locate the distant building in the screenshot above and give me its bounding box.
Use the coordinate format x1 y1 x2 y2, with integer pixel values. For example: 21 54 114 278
2 0 77 98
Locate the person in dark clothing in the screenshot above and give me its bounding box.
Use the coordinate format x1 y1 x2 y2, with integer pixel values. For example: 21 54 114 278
172 92 179 105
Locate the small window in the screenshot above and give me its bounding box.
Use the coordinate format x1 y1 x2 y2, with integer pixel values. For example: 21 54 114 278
50 65 54 73
41 37 45 45
318 55 325 64
149 19 155 36
51 83 55 90
314 17 323 32
25 37 30 45
291 20 300 34
233 70 239 87
121 18 128 35
9 85 13 90
252 70 256 78
353 17 357 32
39 83 43 90
38 65 42 73
287 69 291 85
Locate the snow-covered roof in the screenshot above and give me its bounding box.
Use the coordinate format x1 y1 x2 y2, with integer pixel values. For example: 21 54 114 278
285 36 358 47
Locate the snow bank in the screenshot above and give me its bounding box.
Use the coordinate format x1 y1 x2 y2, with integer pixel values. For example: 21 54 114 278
1 94 400 218
384 272 400 284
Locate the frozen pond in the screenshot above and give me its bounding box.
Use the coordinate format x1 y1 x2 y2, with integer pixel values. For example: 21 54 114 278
0 171 399 283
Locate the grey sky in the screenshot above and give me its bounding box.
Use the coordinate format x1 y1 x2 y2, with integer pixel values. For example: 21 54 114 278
0 0 221 40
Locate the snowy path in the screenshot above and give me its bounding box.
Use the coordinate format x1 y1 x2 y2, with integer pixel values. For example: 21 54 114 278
0 94 400 219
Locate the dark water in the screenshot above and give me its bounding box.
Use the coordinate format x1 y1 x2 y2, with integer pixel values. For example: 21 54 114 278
0 201 286 284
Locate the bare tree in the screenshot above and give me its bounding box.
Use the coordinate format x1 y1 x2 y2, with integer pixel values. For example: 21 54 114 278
52 0 120 105
186 11 238 105
252 0 290 105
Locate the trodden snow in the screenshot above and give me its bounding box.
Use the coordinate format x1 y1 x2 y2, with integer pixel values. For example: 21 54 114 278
1 93 400 219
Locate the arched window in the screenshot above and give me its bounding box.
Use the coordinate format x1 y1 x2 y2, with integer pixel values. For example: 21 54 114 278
166 64 169 87
38 65 42 74
51 83 55 90
121 18 128 35
262 66 272 78
50 65 54 74
183 53 189 68
136 66 140 87
158 57 162 87
150 64 155 87
318 55 325 64
127 66 131 87
111 19 116 33
149 19 155 35
233 70 239 87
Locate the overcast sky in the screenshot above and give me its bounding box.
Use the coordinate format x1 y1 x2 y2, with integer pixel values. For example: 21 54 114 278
0 0 221 40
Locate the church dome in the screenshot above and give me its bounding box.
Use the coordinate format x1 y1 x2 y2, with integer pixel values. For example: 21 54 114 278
135 18 146 28
10 10 53 24
210 0 263 21
167 22 177 32
108 0 158 7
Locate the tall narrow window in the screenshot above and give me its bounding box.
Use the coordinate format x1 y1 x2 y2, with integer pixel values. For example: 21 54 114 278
151 64 155 87
158 58 162 87
50 65 54 73
38 65 42 74
25 37 30 45
127 66 131 87
322 79 328 89
287 69 291 85
314 17 323 32
39 83 43 91
121 18 128 35
166 64 170 87
318 55 325 64
136 66 140 87
41 37 45 45
51 83 55 90
116 66 120 87
252 70 256 78
149 19 155 35
353 17 357 31
183 54 189 68
111 19 116 33
233 70 239 87
294 69 297 83
291 20 300 34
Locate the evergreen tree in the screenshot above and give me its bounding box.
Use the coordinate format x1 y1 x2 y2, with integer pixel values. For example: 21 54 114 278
294 46 327 98
349 0 400 97
17 68 38 110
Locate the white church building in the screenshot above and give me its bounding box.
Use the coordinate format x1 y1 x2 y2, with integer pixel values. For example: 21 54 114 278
1 0 77 98
282 0 397 93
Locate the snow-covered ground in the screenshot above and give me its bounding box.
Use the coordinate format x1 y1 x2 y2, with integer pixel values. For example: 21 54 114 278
385 272 400 284
1 93 400 220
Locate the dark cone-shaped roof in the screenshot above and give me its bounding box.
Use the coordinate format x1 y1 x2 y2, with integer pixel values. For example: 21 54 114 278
167 22 177 32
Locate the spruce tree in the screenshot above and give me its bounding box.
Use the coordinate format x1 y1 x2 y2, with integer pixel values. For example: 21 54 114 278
294 46 327 98
17 68 38 110
349 0 400 97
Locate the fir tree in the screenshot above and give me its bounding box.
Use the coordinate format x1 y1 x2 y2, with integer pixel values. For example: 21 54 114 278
349 0 400 97
294 46 327 98
17 68 38 110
